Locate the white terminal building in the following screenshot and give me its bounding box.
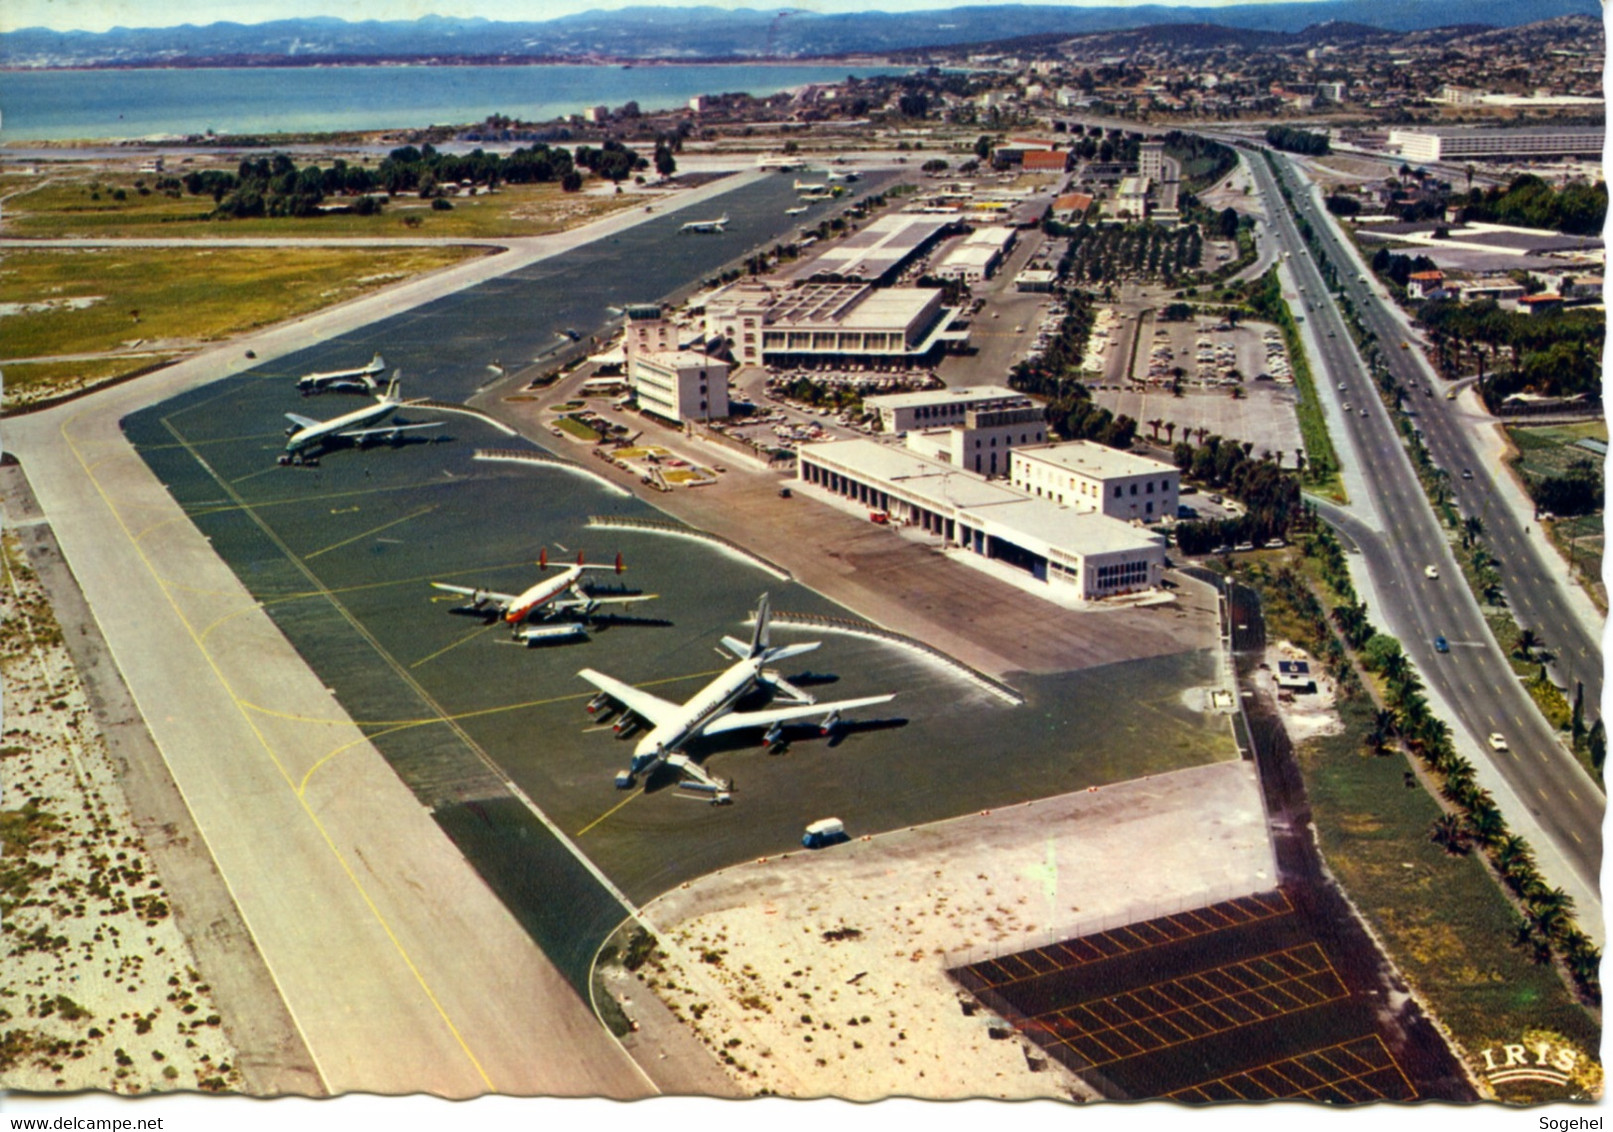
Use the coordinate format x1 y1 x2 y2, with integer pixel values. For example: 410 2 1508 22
1011 442 1179 522
704 280 960 368
865 385 1047 477
1388 126 1605 162
620 303 730 424
796 437 1171 600
933 226 1018 283
865 384 1033 433
629 351 729 423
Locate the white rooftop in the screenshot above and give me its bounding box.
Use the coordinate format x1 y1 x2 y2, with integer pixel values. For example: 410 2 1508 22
1015 440 1176 480
802 439 1163 556
840 288 940 330
864 384 1025 412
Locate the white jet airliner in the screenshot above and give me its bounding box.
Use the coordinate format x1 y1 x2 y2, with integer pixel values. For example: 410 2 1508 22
679 213 729 233
296 353 386 394
280 377 515 465
578 593 895 802
431 549 653 642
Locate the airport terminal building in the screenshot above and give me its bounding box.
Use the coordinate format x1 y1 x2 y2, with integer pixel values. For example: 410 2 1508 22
704 281 959 368
1388 125 1605 162
628 350 730 424
1011 441 1179 522
796 438 1168 600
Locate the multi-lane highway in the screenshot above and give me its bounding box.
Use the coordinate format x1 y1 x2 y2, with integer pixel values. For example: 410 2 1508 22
1242 147 1603 911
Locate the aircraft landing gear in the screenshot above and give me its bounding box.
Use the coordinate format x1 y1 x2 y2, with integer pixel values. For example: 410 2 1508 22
614 771 635 790
277 454 292 466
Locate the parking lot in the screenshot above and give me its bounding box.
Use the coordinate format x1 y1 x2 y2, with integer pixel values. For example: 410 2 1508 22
953 887 1457 1102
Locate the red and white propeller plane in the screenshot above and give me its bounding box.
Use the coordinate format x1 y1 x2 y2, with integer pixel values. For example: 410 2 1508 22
431 549 655 644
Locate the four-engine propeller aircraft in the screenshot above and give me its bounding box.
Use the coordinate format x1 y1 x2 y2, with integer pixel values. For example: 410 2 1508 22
296 353 386 395
431 550 655 643
279 376 515 466
678 213 729 234
578 594 896 803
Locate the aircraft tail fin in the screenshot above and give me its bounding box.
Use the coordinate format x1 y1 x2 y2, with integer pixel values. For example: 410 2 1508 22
749 593 771 658
367 354 386 374
383 373 401 402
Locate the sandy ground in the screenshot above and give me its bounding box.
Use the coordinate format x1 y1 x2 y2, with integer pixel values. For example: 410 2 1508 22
609 759 1275 1101
1257 640 1344 744
1 533 240 1094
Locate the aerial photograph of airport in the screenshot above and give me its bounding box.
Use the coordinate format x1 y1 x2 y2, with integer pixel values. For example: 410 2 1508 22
0 0 1605 1123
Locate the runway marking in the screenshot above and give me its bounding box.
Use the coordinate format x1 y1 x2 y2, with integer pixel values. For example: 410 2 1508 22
142 428 292 451
228 463 284 487
305 505 436 560
408 619 499 669
297 723 414 798
183 476 468 519
62 412 498 1093
576 788 647 837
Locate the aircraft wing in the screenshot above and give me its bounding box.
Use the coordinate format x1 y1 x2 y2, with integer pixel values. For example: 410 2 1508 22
284 412 323 430
553 594 658 611
430 582 519 607
701 694 894 737
336 421 442 440
577 668 681 728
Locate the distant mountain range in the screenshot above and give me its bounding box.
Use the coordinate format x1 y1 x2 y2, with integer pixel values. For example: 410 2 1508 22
1 0 1602 67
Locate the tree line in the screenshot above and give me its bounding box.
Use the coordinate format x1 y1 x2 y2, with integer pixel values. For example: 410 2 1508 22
1264 125 1330 156
1456 174 1606 237
178 140 645 219
1419 299 1603 405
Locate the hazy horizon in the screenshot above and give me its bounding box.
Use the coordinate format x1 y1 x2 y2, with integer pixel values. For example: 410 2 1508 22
7 0 1334 37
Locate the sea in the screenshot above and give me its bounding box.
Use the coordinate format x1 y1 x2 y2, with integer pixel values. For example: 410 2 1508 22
0 62 898 143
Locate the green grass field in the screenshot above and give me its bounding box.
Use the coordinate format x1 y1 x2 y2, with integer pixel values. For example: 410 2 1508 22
1252 565 1600 1100
0 246 478 410
1505 421 1605 612
2 172 639 240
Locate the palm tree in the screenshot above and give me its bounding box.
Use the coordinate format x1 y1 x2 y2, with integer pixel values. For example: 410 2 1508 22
1461 515 1485 550
1527 890 1574 945
1147 417 1165 442
1493 833 1535 877
1465 802 1507 849
1514 627 1542 662
1163 422 1176 445
1430 813 1469 855
1194 426 1211 445
1377 649 1410 687
1366 708 1398 754
1514 919 1554 965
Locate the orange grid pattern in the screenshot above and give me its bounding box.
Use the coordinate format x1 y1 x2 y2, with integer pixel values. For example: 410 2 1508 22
965 890 1294 990
1020 942 1348 1071
1167 1034 1418 1103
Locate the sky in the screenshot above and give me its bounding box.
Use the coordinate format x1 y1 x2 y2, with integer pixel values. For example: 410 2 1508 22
7 0 1320 35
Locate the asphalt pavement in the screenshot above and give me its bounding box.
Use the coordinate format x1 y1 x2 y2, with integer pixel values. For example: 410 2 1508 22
1241 148 1603 926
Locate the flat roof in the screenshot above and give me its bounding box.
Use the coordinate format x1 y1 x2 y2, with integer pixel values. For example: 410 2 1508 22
789 212 957 282
841 288 940 330
803 439 1025 509
1393 125 1606 138
865 384 1025 411
938 244 1002 268
1014 440 1176 481
800 439 1163 557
